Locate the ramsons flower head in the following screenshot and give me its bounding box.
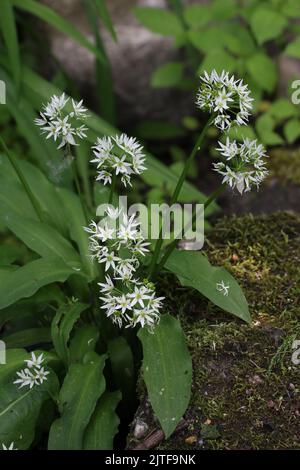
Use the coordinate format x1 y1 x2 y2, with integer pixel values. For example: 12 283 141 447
196 70 253 131
84 207 163 330
213 137 268 194
34 93 89 149
91 134 146 187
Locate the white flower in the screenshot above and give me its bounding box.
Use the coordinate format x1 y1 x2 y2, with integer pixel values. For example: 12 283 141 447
2 442 17 450
14 368 36 389
214 138 268 194
91 133 146 187
115 294 132 314
196 70 253 131
35 93 89 149
24 352 44 369
130 307 160 329
216 281 230 296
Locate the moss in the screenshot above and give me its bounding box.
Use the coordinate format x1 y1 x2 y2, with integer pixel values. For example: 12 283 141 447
269 148 300 186
130 212 300 450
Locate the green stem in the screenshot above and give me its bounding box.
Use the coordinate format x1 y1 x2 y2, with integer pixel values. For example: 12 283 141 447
0 137 44 222
148 117 213 278
109 173 117 205
153 184 226 277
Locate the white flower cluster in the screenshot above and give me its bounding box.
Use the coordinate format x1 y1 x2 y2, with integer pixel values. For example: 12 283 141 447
84 207 164 329
91 134 146 187
35 93 88 149
13 352 49 389
196 70 253 131
213 137 268 194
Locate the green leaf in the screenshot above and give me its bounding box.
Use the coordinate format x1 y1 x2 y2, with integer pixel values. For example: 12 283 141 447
48 352 106 450
0 213 81 267
3 328 51 348
246 53 277 93
250 8 287 44
223 25 256 56
134 7 183 36
283 0 300 18
211 0 238 20
0 257 79 310
0 1 21 91
51 302 89 365
83 391 121 450
138 314 192 438
165 250 251 323
151 62 184 88
69 325 100 363
268 98 299 121
94 0 117 41
108 337 135 411
284 119 300 144
183 5 211 28
188 28 229 53
12 0 106 64
285 37 300 59
199 50 235 74
0 349 59 449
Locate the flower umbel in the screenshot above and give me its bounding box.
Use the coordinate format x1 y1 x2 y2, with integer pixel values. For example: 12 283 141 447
2 442 17 450
196 70 253 131
84 207 163 330
91 134 146 187
34 93 89 149
213 137 268 194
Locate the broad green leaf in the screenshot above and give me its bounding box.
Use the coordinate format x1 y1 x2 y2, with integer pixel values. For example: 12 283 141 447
12 0 106 64
134 7 183 36
285 37 300 59
223 25 256 56
0 349 59 449
108 337 135 412
183 5 212 28
94 0 117 41
0 257 80 310
83 391 121 450
283 0 300 18
284 119 300 144
51 302 89 365
151 62 184 88
138 314 192 438
3 328 51 348
69 325 100 363
0 213 81 267
246 53 277 93
250 8 287 44
0 1 21 91
48 352 106 450
199 50 235 74
165 250 251 323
